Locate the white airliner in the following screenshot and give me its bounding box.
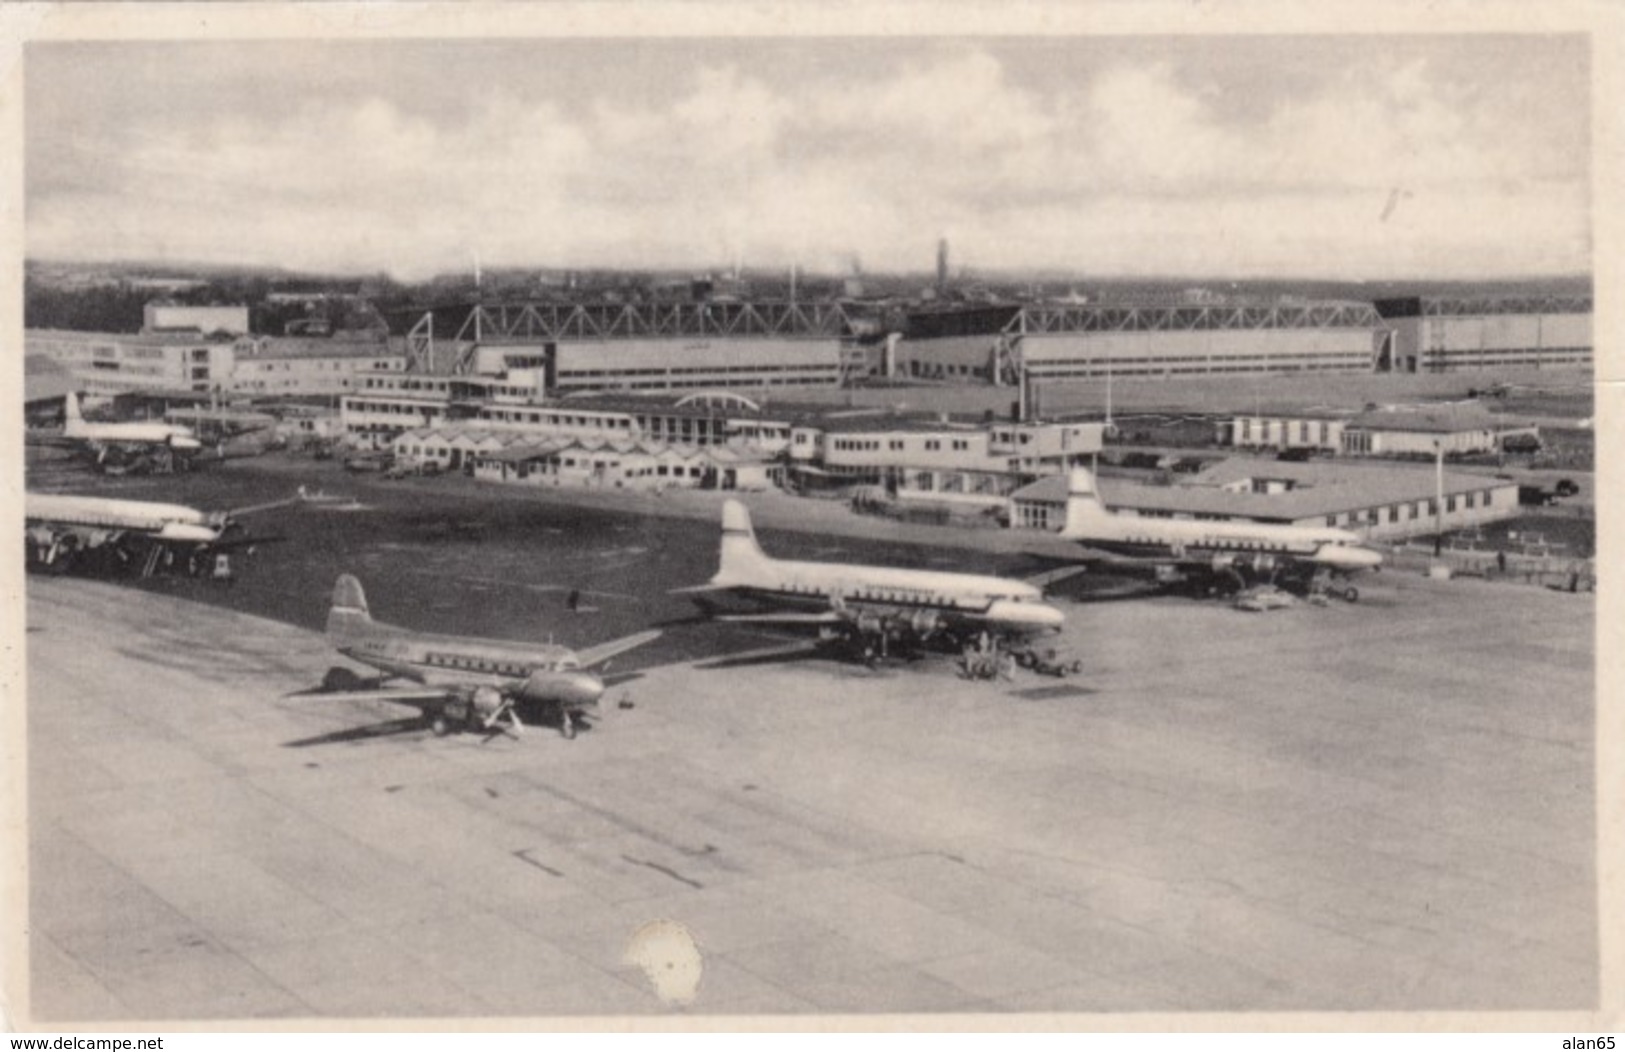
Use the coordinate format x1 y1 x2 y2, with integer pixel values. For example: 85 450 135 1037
25 490 299 576
1057 468 1383 599
318 575 660 738
60 391 203 468
679 499 1065 661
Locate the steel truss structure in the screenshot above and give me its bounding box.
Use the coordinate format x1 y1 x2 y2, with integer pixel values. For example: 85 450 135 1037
405 301 862 375
1004 301 1385 337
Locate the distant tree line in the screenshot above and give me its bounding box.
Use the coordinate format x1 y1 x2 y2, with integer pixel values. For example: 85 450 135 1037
25 282 151 333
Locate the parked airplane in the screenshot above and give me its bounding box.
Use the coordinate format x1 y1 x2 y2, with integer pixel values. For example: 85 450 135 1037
317 574 660 738
678 499 1065 663
56 392 204 472
1056 468 1383 600
24 490 297 578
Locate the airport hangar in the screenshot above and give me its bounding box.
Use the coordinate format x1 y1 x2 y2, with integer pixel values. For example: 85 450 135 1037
887 292 1593 384
1010 457 1521 542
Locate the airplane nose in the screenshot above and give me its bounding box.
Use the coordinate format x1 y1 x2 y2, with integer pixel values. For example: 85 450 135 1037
1321 545 1383 570
986 598 1067 633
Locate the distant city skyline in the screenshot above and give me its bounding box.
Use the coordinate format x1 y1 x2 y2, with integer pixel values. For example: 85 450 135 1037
26 35 1590 282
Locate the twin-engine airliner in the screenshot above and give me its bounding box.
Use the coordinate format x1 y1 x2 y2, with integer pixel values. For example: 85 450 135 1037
1057 468 1383 600
319 574 660 738
679 500 1065 662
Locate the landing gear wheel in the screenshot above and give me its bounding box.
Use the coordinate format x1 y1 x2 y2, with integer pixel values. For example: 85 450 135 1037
431 716 450 736
560 713 577 740
1342 587 1359 603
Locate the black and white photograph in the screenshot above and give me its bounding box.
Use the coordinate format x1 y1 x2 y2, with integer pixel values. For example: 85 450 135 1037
3 1 1618 1032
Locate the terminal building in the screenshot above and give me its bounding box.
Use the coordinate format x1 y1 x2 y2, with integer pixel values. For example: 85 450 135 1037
26 329 240 396
788 416 1106 506
1010 457 1520 541
26 328 404 399
227 336 405 396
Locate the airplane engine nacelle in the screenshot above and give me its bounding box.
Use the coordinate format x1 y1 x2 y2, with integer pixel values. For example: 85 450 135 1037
518 669 606 711
470 685 506 723
1209 554 1237 571
905 610 941 639
157 522 219 543
853 611 885 638
1249 554 1277 573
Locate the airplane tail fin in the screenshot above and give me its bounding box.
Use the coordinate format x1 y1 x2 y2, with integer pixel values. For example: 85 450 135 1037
1060 467 1111 537
63 391 84 435
715 499 773 585
326 573 373 642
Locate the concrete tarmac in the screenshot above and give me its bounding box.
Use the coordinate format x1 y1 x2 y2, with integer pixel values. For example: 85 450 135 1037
25 570 1596 1021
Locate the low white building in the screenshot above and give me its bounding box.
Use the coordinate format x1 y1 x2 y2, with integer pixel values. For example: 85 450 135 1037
1011 457 1520 542
142 302 250 336
1228 407 1540 458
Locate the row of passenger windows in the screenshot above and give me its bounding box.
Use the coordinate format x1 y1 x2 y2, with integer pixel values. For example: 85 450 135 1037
426 653 527 675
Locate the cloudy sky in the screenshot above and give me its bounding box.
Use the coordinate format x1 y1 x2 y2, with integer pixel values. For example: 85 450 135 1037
25 35 1590 280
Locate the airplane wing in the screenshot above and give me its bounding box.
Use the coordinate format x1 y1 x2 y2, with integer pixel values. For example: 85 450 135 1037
225 494 309 518
669 582 724 595
1065 547 1209 570
294 686 457 709
1022 565 1092 590
710 611 847 625
204 533 287 552
574 629 662 669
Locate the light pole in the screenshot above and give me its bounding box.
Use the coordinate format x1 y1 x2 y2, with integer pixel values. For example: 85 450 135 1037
1434 437 1445 556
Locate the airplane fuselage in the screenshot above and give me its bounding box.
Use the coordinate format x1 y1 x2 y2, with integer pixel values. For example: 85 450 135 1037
336 622 604 708
1065 515 1380 572
25 493 221 543
711 557 1065 637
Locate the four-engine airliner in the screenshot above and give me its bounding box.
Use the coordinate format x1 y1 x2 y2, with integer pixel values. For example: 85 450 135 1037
1057 468 1384 600
678 499 1065 662
54 391 204 471
24 490 299 577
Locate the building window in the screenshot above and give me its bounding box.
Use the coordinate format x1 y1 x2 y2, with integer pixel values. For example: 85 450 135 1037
1388 505 1400 523
1326 515 1337 527
1446 496 1457 513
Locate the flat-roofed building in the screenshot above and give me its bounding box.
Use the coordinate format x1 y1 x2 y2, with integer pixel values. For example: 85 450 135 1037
228 337 405 396
1228 407 1540 458
795 416 1105 507
26 329 238 395
142 302 250 336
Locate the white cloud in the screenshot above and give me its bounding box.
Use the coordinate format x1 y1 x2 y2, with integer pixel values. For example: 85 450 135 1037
27 44 1589 279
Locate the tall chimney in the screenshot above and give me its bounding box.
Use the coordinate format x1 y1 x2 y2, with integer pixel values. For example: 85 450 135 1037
936 238 949 291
